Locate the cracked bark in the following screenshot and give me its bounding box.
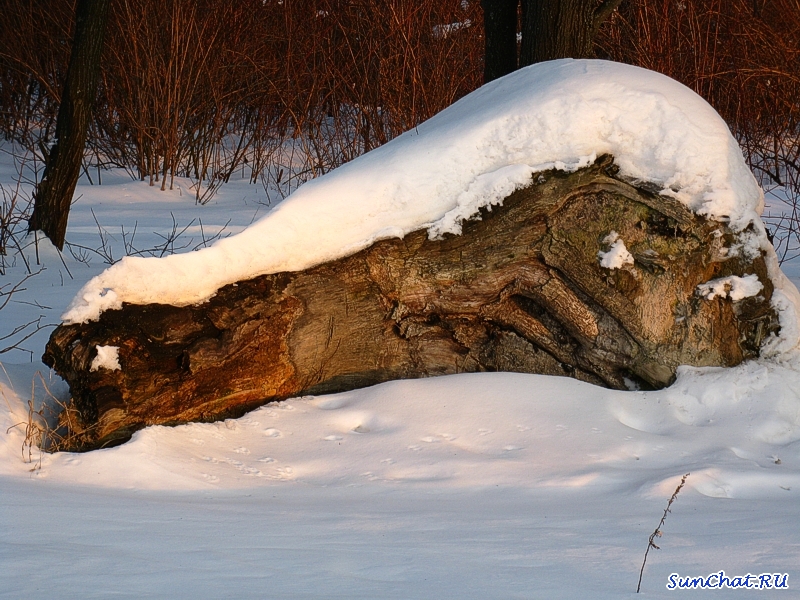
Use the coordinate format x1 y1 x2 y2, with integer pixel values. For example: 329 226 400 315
44 156 780 450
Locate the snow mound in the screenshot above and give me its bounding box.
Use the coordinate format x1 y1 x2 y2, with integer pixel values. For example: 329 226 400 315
5 361 800 496
64 59 766 324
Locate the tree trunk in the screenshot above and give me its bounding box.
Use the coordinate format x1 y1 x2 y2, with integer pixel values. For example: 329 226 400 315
28 0 110 250
43 156 780 450
520 0 596 65
482 0 626 82
481 0 520 82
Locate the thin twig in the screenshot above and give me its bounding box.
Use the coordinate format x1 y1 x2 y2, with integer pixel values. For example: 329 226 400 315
637 473 690 593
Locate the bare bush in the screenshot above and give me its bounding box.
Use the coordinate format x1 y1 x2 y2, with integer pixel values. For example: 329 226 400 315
0 0 73 148
1 0 798 245
1 0 483 202
0 270 52 358
0 151 36 275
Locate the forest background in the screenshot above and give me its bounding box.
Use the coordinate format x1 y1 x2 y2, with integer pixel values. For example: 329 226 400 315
0 0 799 249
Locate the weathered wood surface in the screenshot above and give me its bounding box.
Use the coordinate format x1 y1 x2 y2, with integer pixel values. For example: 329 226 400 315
44 156 779 450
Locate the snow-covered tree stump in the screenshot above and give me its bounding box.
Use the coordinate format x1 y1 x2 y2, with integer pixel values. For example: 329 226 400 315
44 156 779 450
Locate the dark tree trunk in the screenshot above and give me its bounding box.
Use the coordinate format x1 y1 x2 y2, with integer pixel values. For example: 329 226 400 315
28 0 110 250
520 0 597 65
481 0 520 82
482 0 625 82
43 157 780 451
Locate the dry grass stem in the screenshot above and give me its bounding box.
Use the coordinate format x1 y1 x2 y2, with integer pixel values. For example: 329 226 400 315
3 368 92 469
637 472 690 593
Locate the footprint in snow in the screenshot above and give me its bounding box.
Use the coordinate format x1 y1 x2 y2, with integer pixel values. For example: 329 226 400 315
478 428 493 436
234 447 250 454
313 396 352 410
324 435 343 441
276 466 294 478
420 436 440 443
264 428 282 438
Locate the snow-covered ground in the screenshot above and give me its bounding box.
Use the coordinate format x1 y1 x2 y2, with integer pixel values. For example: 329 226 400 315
2 60 800 598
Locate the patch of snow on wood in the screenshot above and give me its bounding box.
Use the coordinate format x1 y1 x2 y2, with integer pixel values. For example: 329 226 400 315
89 345 121 372
598 231 634 270
697 274 764 301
